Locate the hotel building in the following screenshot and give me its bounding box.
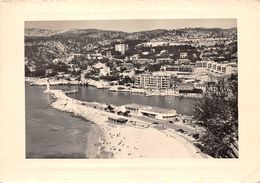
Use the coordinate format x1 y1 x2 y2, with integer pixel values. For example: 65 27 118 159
134 74 172 89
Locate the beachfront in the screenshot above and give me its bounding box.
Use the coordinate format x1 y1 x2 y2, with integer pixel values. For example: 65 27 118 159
46 88 205 158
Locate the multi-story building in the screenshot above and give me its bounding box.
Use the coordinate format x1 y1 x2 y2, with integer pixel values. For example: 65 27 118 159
176 52 191 65
115 43 128 54
161 65 194 73
134 74 172 89
195 61 208 68
195 60 238 75
180 52 188 59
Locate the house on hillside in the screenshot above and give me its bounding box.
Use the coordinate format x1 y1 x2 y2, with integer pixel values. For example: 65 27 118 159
45 69 53 76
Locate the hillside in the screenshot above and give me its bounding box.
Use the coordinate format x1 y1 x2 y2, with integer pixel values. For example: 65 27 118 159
24 27 237 73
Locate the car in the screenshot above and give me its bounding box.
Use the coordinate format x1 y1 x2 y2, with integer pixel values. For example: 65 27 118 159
152 122 159 125
168 121 174 124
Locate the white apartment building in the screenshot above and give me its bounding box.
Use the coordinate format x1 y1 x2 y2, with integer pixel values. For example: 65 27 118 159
195 60 238 75
134 74 172 89
180 52 188 58
176 52 191 65
115 43 128 54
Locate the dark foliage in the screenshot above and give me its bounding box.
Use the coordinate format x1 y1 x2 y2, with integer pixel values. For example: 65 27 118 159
193 74 238 158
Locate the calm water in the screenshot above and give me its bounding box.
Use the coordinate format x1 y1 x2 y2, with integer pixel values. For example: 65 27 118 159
53 85 195 115
25 83 99 158
26 83 195 158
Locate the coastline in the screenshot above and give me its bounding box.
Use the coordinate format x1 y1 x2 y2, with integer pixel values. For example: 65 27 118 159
45 88 205 158
26 77 203 98
49 95 104 159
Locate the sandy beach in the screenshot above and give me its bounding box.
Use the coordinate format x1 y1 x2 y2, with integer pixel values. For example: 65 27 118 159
47 89 204 158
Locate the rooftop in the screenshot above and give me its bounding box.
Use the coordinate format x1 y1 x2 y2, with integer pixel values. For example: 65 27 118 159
125 103 147 109
124 103 177 114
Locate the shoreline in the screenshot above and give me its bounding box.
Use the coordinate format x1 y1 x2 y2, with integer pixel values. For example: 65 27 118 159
26 77 203 98
45 88 206 158
49 94 105 159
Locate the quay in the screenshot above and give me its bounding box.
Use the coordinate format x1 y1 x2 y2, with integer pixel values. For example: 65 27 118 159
64 89 79 94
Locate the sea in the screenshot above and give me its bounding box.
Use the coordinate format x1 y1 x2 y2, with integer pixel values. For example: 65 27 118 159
25 83 195 158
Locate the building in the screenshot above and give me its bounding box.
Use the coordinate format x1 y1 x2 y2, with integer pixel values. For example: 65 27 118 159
137 41 169 47
115 43 128 54
165 88 176 95
121 62 134 70
176 52 191 65
134 74 172 89
93 62 106 69
195 60 238 75
152 71 173 77
99 66 110 76
160 50 168 54
156 58 174 64
93 62 110 76
176 58 191 65
124 103 177 121
90 53 103 60
180 52 188 59
176 83 203 94
195 61 208 68
161 65 194 73
130 54 139 61
45 69 53 76
133 58 153 65
142 51 149 55
177 83 194 91
122 69 135 78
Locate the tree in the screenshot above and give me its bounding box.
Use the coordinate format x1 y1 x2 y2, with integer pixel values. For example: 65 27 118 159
25 65 31 77
193 74 238 158
146 64 161 72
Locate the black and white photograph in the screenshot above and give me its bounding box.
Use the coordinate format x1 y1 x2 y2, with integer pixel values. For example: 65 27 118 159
24 19 238 159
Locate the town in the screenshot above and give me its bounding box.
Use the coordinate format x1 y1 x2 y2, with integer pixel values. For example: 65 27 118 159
25 27 237 98
25 26 238 159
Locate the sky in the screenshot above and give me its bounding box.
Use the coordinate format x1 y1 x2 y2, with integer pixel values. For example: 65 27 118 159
25 19 237 32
